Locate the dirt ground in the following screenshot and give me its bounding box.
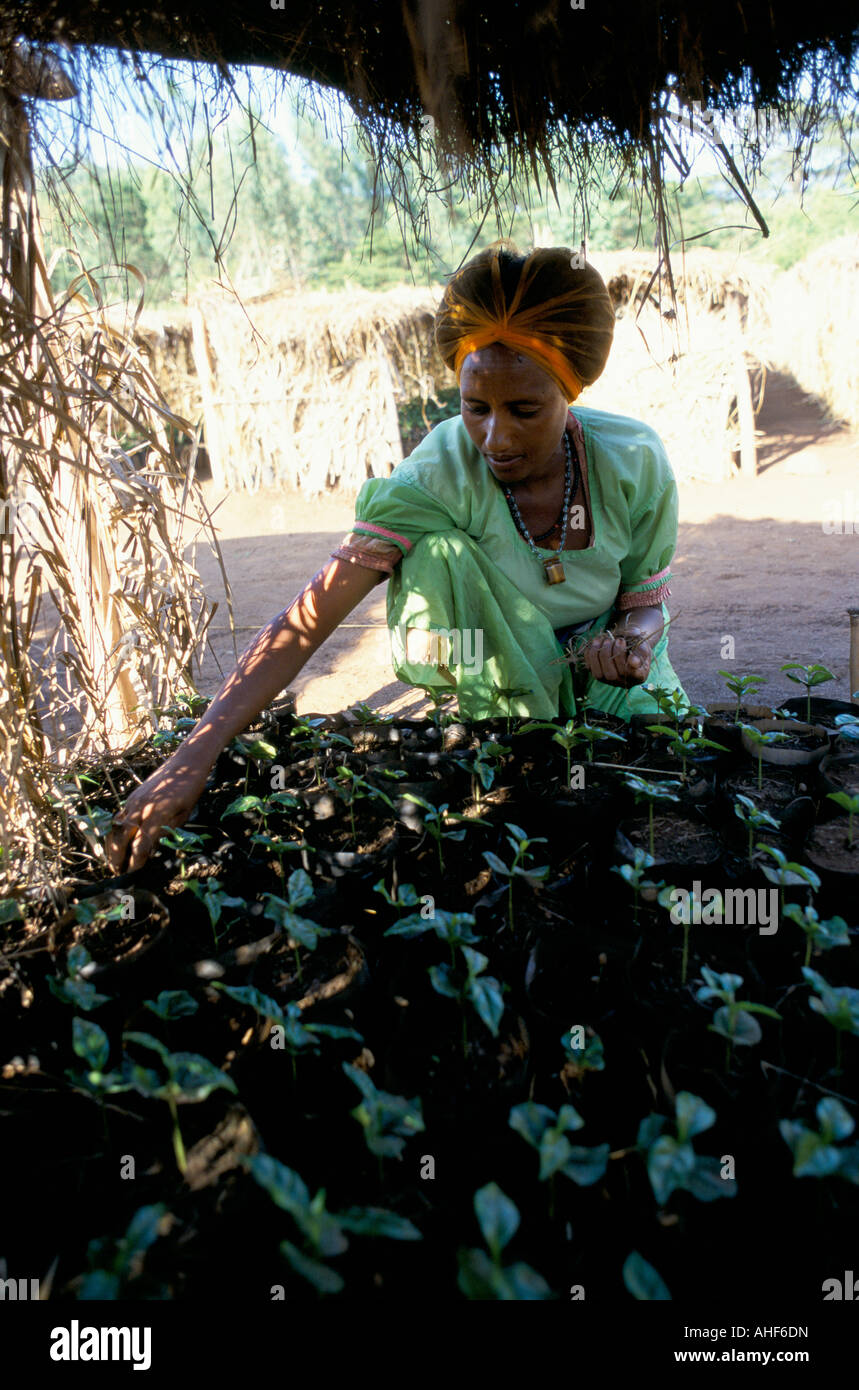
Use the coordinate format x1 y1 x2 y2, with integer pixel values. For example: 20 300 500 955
188 372 859 721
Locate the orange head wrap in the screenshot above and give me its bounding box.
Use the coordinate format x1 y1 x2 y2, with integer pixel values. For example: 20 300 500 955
435 242 615 405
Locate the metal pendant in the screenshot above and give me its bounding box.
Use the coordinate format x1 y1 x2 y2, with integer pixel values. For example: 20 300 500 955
543 556 566 584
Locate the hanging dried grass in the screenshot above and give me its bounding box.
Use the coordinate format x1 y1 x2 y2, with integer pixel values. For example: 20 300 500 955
0 77 230 908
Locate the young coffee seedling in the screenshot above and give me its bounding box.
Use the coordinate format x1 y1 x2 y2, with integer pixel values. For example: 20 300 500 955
429 946 506 1058
385 905 481 969
289 718 352 788
717 671 767 721
738 724 792 792
827 791 859 846
779 662 835 723
185 877 246 949
509 1100 609 1217
694 966 782 1072
48 944 111 1012
611 848 663 928
482 822 550 933
521 716 625 775
779 1097 859 1183
65 1017 130 1099
644 684 698 736
457 1183 552 1300
733 794 780 864
560 1028 605 1077
121 1031 238 1175
400 794 490 873
491 684 534 734
623 774 682 859
341 1062 425 1182
348 702 392 728
416 685 459 730
325 765 396 841
453 739 510 804
212 983 361 1082
262 869 337 982
78 1204 172 1300
228 734 279 795
783 904 850 968
246 1154 420 1294
637 1091 738 1207
756 844 820 920
802 967 859 1075
645 724 728 779
657 884 724 986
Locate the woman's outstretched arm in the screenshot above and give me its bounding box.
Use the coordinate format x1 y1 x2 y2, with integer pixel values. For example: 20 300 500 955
105 558 384 873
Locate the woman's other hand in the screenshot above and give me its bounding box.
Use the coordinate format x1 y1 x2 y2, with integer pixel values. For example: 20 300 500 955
104 756 212 873
580 630 653 688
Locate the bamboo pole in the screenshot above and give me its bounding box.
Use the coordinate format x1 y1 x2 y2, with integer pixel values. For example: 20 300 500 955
727 292 757 480
190 305 227 490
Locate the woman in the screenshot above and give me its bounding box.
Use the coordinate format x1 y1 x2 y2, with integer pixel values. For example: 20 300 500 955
106 243 685 873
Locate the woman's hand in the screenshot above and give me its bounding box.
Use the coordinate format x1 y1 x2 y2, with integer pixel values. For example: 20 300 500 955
580 630 653 688
104 755 212 873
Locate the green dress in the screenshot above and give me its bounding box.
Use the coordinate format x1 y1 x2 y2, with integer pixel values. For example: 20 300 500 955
344 406 686 721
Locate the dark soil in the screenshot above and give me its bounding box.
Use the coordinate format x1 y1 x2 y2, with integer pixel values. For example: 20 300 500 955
1 706 857 1305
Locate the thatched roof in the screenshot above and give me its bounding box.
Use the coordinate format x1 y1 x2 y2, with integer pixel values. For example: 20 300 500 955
9 4 858 281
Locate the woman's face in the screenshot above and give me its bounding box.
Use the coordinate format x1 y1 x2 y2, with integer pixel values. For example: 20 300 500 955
459 344 570 489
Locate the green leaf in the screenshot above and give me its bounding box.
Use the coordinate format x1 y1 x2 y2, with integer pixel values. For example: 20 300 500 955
336 1208 422 1240
710 1007 762 1046
503 1262 554 1300
287 868 315 909
121 1204 169 1265
468 975 505 1037
647 1135 695 1206
279 1239 344 1294
305 1024 363 1042
428 963 460 998
675 1091 716 1142
504 822 529 843
166 1052 238 1102
637 1113 665 1149
623 1250 672 1301
247 1154 310 1213
818 1097 855 1143
509 1102 556 1149
221 794 266 818
213 982 286 1023
384 913 433 938
144 990 199 1020
48 975 111 1011
0 898 24 923
72 1017 110 1073
285 914 331 950
560 1143 610 1187
122 1030 171 1061
683 1156 738 1201
474 1182 519 1260
245 738 279 761
341 1061 378 1102
457 1247 508 1300
538 1130 573 1181
461 946 489 978
482 850 510 876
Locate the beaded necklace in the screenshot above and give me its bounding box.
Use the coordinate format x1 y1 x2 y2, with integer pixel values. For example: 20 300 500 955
502 430 579 585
